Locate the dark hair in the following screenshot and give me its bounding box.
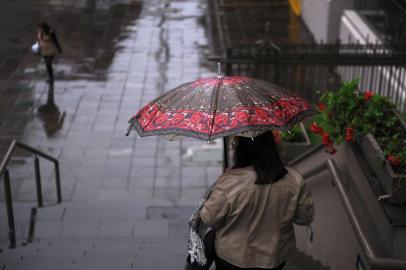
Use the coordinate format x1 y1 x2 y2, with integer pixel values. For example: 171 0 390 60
38 22 52 35
233 131 287 185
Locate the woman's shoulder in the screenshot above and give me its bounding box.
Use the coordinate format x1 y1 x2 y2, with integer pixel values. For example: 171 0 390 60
222 166 255 178
285 166 303 180
216 167 255 185
278 166 304 190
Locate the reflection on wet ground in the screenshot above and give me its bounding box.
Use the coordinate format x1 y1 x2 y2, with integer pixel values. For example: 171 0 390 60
0 0 221 206
37 84 66 137
0 0 142 133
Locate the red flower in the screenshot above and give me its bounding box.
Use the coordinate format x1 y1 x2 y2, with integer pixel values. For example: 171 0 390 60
364 91 374 102
387 155 401 166
345 127 354 142
273 108 285 119
236 111 250 123
215 114 228 126
171 113 184 124
277 100 291 109
229 119 239 129
310 122 323 134
317 103 326 111
273 130 282 145
324 142 337 155
322 132 331 145
255 109 269 120
190 113 202 124
283 107 296 120
155 114 169 125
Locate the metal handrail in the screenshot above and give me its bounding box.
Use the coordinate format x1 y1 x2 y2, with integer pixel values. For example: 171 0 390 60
326 159 406 270
0 140 62 248
297 154 406 270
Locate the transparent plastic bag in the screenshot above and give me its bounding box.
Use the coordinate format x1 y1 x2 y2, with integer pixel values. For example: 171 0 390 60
31 42 40 55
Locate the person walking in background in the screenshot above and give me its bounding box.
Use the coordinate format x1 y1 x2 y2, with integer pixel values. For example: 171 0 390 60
200 131 315 270
37 22 62 85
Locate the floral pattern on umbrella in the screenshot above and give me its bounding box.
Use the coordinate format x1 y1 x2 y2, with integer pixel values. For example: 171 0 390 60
128 76 315 141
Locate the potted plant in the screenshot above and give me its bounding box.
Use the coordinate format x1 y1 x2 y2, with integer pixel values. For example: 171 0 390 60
310 80 406 203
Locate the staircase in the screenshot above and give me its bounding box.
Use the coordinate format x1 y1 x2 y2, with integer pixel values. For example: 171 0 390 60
0 238 329 270
286 250 330 270
0 237 186 270
0 202 330 270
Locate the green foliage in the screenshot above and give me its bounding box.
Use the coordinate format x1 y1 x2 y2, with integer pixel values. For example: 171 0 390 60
281 125 302 142
314 80 406 174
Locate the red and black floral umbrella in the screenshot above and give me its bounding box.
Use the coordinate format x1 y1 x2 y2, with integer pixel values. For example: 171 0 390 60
126 76 315 141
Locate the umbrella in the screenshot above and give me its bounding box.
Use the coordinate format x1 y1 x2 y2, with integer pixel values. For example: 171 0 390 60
126 68 315 141
125 66 316 267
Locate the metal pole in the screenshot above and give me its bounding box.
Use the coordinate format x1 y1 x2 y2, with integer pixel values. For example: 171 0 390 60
54 161 62 203
3 169 16 248
34 155 43 207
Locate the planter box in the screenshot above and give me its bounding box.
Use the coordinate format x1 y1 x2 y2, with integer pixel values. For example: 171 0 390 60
357 134 406 204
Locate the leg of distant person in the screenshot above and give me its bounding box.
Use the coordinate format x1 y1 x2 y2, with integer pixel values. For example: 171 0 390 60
43 55 54 84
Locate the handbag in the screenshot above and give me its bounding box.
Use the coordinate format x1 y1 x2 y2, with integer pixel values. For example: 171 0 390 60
184 229 215 270
31 41 40 55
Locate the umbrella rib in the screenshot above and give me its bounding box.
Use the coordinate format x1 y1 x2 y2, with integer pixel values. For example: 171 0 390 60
208 76 223 140
246 80 278 106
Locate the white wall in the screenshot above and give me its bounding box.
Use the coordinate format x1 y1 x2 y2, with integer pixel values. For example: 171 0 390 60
339 10 406 112
340 10 382 44
301 0 354 43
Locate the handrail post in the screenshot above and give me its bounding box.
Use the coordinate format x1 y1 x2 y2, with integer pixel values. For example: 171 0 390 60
34 155 43 207
3 169 16 248
54 161 62 203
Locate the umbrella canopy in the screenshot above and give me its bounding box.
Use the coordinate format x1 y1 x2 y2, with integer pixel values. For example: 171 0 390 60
127 76 315 141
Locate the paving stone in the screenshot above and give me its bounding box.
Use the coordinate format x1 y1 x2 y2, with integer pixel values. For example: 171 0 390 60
133 220 169 237
34 221 63 239
60 221 99 238
97 221 135 238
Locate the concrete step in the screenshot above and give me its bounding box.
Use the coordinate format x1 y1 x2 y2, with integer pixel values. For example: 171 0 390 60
0 201 330 270
286 249 330 270
1 237 330 270
1 236 186 270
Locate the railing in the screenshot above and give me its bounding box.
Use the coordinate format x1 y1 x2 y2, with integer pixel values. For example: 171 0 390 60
210 42 406 113
354 0 406 44
0 140 62 248
289 151 406 270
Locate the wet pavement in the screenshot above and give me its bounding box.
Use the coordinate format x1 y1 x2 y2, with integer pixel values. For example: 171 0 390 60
0 0 221 202
0 1 331 269
0 0 222 268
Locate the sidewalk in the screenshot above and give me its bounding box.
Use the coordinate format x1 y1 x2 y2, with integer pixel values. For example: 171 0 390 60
0 0 222 268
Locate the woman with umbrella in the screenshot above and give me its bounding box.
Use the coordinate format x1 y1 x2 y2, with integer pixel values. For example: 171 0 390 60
199 131 314 270
127 68 316 269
